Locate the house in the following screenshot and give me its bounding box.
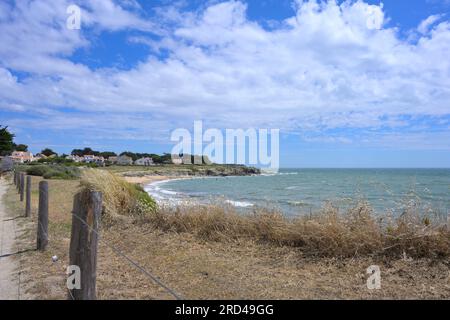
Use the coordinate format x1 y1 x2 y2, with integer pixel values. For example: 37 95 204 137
11 151 34 163
33 153 46 161
65 154 104 164
134 157 154 166
83 155 105 164
66 155 83 162
107 156 118 164
116 155 133 165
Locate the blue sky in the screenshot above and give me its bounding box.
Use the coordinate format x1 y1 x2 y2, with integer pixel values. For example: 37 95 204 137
0 0 450 168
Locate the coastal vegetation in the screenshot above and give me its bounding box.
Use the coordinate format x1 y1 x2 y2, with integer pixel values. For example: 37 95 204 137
81 169 157 222
24 164 80 180
111 163 261 177
151 202 450 259
13 162 260 181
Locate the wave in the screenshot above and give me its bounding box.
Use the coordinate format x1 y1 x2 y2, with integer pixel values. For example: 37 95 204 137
286 200 310 207
159 189 178 195
225 200 254 207
144 179 183 204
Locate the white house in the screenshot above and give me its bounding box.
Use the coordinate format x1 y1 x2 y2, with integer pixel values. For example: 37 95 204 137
83 155 105 164
66 155 83 162
135 157 154 166
11 151 34 163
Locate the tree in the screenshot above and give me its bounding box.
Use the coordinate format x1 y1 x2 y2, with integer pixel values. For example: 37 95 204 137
14 144 28 152
150 154 162 164
72 147 100 156
120 151 138 161
0 126 15 156
99 151 117 158
41 148 57 157
82 147 100 156
71 149 84 156
160 153 173 163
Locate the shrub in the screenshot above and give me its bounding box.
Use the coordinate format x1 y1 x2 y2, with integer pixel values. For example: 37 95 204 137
26 165 80 179
81 169 157 222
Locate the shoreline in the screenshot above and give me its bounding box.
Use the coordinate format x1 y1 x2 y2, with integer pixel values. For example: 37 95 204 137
122 174 189 186
124 174 198 205
138 175 259 208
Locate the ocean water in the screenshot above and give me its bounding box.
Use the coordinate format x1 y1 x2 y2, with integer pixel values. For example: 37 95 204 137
145 169 450 217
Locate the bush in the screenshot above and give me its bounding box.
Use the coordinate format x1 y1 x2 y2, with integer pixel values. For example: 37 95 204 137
26 165 80 180
81 169 157 222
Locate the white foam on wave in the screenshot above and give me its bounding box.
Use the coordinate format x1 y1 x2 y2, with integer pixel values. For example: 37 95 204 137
160 189 178 195
225 200 254 207
144 179 180 204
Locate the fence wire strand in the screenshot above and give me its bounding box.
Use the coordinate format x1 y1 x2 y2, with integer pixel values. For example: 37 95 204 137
12 172 183 300
70 211 183 300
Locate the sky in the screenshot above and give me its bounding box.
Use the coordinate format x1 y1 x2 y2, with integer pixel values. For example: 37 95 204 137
0 0 450 168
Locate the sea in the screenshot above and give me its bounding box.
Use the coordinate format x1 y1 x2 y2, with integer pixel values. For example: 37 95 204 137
145 168 450 218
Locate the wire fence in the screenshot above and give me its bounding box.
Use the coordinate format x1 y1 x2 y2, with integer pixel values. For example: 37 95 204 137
70 211 183 300
9 168 183 300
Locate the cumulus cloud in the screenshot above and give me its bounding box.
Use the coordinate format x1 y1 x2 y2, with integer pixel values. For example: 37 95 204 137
0 0 449 149
418 14 444 34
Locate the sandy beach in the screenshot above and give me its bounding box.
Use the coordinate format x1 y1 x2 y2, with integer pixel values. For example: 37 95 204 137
122 175 185 186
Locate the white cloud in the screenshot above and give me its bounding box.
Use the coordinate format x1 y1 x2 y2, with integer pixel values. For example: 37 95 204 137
1 0 450 148
418 14 444 34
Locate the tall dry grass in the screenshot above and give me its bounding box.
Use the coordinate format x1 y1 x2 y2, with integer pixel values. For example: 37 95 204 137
81 169 156 223
143 202 450 259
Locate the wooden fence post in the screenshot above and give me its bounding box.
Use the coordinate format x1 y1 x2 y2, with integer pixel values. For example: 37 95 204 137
16 172 20 191
37 181 49 251
25 175 32 217
68 190 102 300
13 170 17 186
19 173 25 202
447 210 450 232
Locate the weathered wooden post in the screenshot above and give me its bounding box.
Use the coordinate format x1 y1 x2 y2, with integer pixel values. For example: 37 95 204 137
36 181 49 251
13 170 17 186
25 175 32 217
19 173 25 202
447 210 450 232
68 190 102 300
16 171 20 191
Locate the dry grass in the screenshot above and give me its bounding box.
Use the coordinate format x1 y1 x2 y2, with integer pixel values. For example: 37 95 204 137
80 169 156 223
144 202 450 259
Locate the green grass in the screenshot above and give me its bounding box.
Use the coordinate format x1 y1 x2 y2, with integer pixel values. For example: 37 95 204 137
19 164 80 180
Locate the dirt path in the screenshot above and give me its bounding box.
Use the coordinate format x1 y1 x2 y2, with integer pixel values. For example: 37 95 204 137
0 177 20 300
